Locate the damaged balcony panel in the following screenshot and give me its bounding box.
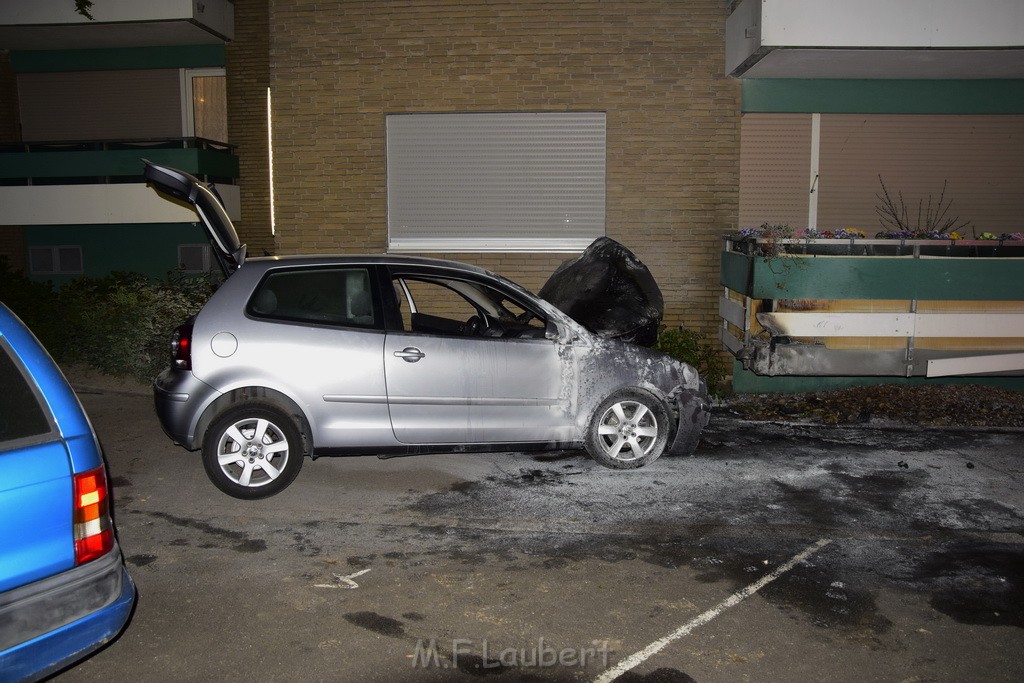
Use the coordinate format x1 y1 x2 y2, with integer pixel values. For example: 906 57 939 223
720 236 1024 379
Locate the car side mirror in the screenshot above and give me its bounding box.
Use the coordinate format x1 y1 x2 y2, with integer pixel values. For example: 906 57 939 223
545 319 560 341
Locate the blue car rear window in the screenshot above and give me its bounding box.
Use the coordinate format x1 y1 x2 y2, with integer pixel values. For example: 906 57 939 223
0 346 52 446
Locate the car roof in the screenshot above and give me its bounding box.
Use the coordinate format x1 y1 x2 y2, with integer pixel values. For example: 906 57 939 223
245 253 501 279
239 253 558 312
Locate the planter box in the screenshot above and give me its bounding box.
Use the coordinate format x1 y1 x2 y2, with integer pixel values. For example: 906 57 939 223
720 237 1024 379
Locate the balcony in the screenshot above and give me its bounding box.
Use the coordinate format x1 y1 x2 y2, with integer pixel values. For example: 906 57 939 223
719 236 1024 383
0 0 233 50
0 138 239 226
727 0 1024 78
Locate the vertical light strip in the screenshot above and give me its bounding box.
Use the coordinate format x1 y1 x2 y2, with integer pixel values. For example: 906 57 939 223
267 87 276 236
808 112 821 231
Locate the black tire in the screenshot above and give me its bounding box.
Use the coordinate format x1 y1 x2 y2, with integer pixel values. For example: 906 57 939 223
584 388 672 469
202 404 304 499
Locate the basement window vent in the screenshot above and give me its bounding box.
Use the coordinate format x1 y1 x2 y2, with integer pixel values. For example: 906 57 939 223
29 245 83 275
386 112 606 253
178 244 213 272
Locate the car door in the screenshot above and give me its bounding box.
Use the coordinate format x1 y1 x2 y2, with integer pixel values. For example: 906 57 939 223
0 333 75 592
215 264 392 449
383 268 576 445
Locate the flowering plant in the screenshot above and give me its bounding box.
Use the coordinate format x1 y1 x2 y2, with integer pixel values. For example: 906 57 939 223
978 232 1024 241
804 228 866 239
735 225 867 240
734 224 1024 241
874 229 962 240
737 223 793 239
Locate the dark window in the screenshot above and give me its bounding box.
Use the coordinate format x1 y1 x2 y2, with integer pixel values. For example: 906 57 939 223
29 245 83 275
248 267 381 329
0 345 53 448
393 275 548 339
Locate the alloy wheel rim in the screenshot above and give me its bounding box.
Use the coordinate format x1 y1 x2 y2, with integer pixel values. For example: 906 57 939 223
596 400 658 461
216 417 290 487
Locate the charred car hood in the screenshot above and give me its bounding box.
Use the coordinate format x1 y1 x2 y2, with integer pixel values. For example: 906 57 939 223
539 237 664 346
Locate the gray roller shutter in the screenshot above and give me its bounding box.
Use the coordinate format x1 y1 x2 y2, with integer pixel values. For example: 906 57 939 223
386 112 606 252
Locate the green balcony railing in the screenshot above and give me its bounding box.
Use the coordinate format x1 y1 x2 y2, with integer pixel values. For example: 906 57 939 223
719 236 1024 386
0 138 238 183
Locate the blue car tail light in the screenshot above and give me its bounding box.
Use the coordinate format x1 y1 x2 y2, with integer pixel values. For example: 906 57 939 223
72 466 113 566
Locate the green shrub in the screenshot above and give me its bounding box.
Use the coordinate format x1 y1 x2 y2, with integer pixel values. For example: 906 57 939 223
0 257 63 352
655 327 728 398
0 262 215 382
60 271 216 381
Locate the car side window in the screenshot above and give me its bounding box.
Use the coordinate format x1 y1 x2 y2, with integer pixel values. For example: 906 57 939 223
0 344 53 450
247 267 381 330
393 275 548 340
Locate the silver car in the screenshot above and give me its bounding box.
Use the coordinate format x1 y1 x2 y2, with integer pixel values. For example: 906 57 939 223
146 162 710 499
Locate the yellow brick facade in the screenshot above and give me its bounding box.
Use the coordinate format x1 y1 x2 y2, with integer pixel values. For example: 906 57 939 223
234 0 740 334
226 0 274 257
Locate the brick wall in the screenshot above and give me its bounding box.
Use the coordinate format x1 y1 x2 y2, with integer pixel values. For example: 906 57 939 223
226 0 275 256
0 227 25 273
263 0 740 334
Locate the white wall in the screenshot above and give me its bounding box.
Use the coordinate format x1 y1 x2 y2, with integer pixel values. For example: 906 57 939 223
0 184 240 225
728 0 1024 75
0 0 233 37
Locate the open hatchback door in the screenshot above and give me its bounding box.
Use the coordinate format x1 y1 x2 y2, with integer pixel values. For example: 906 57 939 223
143 160 247 274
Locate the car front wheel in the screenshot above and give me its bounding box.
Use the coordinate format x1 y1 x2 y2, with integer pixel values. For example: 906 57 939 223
584 389 672 469
202 404 304 499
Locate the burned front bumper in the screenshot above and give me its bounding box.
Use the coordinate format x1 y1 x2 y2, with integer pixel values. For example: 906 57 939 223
667 383 711 456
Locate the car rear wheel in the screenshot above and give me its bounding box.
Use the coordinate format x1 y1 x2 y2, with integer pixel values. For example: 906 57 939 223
202 404 304 499
584 389 671 469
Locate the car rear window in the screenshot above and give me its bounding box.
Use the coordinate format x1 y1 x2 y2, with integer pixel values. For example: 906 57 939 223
0 345 53 448
247 267 381 330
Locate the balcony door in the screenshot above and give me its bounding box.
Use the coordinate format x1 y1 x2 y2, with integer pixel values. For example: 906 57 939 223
181 68 227 144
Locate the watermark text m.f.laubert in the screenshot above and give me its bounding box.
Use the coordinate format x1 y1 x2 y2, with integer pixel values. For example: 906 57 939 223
411 638 611 670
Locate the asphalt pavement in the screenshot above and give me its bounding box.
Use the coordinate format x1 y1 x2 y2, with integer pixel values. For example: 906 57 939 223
58 385 1023 682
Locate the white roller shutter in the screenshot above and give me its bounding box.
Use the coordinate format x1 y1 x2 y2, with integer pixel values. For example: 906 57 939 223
386 112 606 252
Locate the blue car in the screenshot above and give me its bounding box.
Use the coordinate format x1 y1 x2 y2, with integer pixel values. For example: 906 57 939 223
0 303 135 681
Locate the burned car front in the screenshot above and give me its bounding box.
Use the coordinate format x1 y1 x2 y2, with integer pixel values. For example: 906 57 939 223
574 335 710 462
540 237 711 465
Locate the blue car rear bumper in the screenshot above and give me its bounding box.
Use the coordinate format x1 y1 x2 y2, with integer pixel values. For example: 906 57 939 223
0 549 136 682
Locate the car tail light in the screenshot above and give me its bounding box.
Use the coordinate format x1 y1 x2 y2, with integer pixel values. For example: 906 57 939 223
171 322 194 370
73 466 114 565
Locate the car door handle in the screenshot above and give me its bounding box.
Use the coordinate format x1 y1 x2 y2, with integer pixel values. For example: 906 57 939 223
393 347 425 362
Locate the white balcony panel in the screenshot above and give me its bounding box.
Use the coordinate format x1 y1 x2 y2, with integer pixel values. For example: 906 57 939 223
728 0 1024 78
0 0 233 49
761 0 1023 49
0 184 240 226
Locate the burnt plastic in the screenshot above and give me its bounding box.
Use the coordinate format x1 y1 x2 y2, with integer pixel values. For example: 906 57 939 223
539 237 664 346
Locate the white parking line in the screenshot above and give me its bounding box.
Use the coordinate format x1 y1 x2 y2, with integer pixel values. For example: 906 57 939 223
314 568 371 589
593 538 832 683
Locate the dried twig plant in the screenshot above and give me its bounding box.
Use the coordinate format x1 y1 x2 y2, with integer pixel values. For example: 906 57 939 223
875 175 973 237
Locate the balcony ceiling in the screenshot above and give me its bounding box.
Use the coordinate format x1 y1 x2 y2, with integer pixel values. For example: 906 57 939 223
739 48 1024 79
0 0 232 50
